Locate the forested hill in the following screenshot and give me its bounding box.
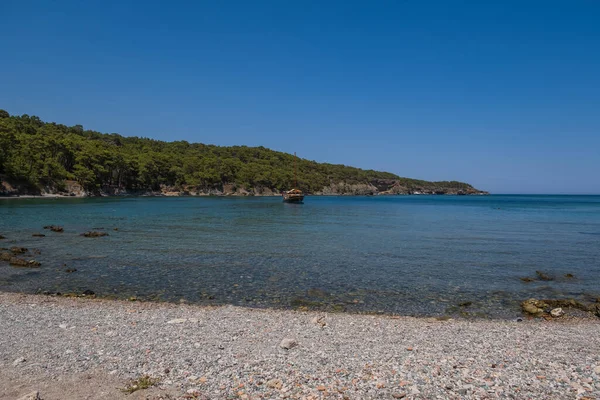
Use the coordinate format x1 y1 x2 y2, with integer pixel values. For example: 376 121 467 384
0 110 486 196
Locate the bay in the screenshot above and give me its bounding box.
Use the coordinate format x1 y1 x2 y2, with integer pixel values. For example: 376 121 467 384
1 195 599 318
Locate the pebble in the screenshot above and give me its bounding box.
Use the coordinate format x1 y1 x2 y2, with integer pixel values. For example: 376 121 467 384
550 308 565 318
266 379 283 390
311 315 326 327
12 357 26 366
1 292 599 400
279 338 297 350
166 318 188 324
16 391 40 400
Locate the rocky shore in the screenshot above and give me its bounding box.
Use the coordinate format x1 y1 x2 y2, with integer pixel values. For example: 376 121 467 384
1 177 488 198
1 292 599 400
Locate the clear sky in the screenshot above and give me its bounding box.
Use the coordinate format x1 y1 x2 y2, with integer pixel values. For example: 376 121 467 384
1 1 599 194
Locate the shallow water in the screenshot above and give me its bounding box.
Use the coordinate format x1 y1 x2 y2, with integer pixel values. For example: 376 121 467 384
1 195 599 318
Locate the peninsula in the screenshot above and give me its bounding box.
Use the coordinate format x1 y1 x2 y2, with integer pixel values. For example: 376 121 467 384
0 111 487 197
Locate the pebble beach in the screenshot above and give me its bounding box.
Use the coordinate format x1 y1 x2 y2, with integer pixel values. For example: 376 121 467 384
1 292 599 400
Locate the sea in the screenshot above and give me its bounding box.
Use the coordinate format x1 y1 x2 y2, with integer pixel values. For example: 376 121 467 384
1 195 599 318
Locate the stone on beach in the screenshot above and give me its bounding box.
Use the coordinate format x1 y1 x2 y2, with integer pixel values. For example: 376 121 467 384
12 356 26 366
550 308 565 318
266 378 283 390
167 318 188 324
311 315 327 327
16 391 40 400
521 299 547 316
279 338 297 350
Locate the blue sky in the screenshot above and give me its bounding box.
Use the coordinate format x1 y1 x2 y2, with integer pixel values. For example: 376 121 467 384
1 0 599 194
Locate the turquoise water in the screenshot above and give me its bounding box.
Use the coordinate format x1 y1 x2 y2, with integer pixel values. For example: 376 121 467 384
1 195 599 318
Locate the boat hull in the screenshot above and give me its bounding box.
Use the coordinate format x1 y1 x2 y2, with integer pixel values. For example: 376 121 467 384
283 194 304 203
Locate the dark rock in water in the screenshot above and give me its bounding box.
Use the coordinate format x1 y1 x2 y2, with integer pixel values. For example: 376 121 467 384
535 271 553 281
10 246 28 254
9 257 40 268
65 268 77 273
82 289 95 296
458 301 473 307
0 252 12 261
43 225 64 233
82 231 109 238
32 233 45 237
0 235 5 240
113 228 119 231
520 277 535 283
565 273 575 278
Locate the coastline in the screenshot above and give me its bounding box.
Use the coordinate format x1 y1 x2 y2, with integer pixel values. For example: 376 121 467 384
1 292 599 400
0 192 488 200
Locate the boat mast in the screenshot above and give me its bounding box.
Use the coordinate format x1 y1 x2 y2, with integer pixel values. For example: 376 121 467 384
294 152 298 188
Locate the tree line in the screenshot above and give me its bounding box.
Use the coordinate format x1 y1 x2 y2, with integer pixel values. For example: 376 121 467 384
0 110 474 194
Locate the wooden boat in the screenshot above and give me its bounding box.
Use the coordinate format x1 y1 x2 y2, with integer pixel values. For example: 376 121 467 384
283 152 305 203
283 188 304 203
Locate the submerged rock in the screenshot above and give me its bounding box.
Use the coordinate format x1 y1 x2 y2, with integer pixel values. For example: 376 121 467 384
535 271 553 281
10 246 28 254
520 277 535 283
32 233 45 237
43 225 64 232
565 273 575 278
0 235 5 239
9 257 40 268
0 252 11 261
82 231 109 238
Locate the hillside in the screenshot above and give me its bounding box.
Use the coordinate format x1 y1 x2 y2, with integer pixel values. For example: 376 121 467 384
0 110 487 196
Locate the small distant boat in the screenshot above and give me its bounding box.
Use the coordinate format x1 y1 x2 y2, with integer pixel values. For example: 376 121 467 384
283 188 304 203
283 152 304 203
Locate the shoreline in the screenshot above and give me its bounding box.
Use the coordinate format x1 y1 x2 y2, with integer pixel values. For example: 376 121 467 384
0 192 488 200
1 291 599 399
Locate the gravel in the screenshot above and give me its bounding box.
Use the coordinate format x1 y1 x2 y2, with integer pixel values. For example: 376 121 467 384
1 292 599 399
